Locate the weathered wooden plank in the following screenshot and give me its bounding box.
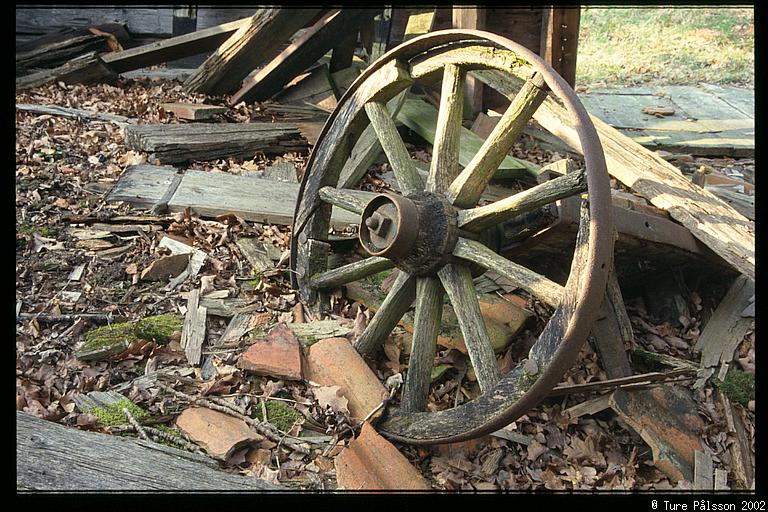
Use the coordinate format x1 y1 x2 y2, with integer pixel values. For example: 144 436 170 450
396 96 540 177
106 164 178 209
475 69 755 278
16 411 279 490
438 263 500 391
401 276 443 413
185 304 207 366
16 51 116 90
184 9 320 95
16 32 110 73
231 9 376 104
101 18 250 73
159 102 227 120
540 7 580 88
124 122 307 164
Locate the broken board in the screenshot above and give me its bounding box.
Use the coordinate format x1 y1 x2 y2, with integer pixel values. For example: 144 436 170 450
107 164 365 229
578 84 754 157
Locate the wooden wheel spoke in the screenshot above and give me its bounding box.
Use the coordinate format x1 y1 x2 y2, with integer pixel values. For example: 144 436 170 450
447 73 548 208
452 237 563 308
364 101 424 195
309 256 394 290
437 263 500 391
354 271 416 356
401 277 443 413
426 64 465 193
457 166 587 231
318 186 375 215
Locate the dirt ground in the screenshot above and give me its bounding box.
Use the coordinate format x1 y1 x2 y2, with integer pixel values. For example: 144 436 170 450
15 77 754 490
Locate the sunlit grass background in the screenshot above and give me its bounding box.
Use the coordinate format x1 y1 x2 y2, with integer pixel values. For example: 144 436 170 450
577 7 754 87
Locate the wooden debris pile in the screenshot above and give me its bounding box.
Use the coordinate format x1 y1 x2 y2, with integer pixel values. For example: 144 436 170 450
15 7 754 493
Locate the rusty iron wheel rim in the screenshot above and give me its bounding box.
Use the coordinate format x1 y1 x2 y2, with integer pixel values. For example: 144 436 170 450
291 29 614 444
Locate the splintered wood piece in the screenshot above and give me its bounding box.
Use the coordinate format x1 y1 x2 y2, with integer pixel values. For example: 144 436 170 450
185 305 207 366
609 386 706 483
181 289 200 350
183 9 321 96
438 263 500 391
334 422 430 490
563 393 612 420
236 238 275 275
353 271 416 356
309 257 394 290
175 407 263 461
305 338 389 421
452 237 563 308
427 63 464 193
401 277 443 413
364 101 424 195
159 103 227 120
231 9 375 104
457 167 587 231
102 18 250 73
447 73 548 208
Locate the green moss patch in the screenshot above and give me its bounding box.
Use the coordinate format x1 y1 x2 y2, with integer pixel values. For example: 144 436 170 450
254 400 300 432
715 369 754 406
92 399 150 427
77 313 182 361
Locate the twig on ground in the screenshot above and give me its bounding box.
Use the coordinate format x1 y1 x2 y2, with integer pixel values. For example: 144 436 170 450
122 407 149 441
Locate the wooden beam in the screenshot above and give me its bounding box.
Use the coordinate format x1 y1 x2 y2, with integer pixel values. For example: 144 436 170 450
230 9 376 104
540 7 581 87
183 9 320 95
16 411 280 490
16 51 116 90
451 7 486 119
101 18 250 74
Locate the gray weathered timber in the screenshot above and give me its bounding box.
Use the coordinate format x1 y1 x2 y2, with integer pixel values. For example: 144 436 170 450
401 276 443 413
447 73 547 208
184 9 321 95
473 67 755 279
16 33 109 74
236 238 275 275
16 411 279 490
230 9 376 104
101 18 250 73
457 167 587 231
318 186 376 215
427 64 464 193
590 266 634 379
123 122 306 164
354 271 416 355
180 289 200 351
338 91 409 189
106 164 179 209
395 96 539 177
453 237 563 308
309 257 394 290
438 263 500 391
16 103 134 126
364 101 424 194
16 51 116 90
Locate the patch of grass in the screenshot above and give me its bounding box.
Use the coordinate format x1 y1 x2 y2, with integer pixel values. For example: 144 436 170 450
577 7 753 87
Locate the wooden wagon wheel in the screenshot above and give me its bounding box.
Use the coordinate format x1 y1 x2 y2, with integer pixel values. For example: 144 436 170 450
291 30 614 444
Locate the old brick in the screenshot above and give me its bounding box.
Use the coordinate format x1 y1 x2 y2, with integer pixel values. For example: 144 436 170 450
175 406 263 460
304 337 388 421
334 422 430 490
236 324 302 380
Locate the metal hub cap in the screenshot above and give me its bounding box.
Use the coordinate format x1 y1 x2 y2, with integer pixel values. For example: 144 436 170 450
359 192 459 276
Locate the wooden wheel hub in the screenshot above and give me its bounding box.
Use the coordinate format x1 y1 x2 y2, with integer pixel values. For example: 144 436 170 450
359 192 458 276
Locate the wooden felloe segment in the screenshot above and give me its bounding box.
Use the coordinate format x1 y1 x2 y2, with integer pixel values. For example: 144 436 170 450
16 411 281 490
16 51 116 90
473 68 755 279
124 122 307 164
101 18 250 73
183 8 321 95
396 96 540 177
231 9 376 104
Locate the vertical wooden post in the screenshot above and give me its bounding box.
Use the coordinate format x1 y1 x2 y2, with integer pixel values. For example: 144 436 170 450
330 31 358 72
452 7 486 119
540 7 581 88
370 8 392 61
170 5 200 68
